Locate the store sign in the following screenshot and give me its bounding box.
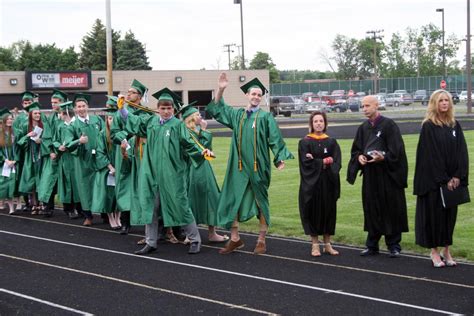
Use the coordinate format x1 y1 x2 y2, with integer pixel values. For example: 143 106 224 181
26 71 91 90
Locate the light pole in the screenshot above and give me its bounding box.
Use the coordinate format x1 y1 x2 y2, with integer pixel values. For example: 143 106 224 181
366 30 384 94
436 8 446 79
234 0 245 69
105 0 113 96
467 0 472 113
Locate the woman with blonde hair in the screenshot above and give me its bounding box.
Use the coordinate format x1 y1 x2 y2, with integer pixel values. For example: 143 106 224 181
414 89 469 268
179 104 228 243
0 109 20 214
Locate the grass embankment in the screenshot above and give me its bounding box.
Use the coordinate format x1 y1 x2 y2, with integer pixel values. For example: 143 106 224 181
209 131 474 261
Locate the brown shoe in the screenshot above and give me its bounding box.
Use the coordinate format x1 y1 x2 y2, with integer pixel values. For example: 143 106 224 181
219 239 244 254
83 218 92 226
253 240 266 255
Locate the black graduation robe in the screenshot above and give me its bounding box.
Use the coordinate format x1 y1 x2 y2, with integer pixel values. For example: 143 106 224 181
413 120 469 248
347 116 409 235
298 135 341 236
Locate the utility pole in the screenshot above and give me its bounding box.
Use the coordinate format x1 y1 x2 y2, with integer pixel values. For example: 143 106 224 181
234 0 245 69
366 30 384 94
223 43 236 70
105 0 113 96
436 8 447 79
467 0 472 113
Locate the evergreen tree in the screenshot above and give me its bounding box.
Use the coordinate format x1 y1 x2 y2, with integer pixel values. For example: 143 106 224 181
79 19 120 70
115 31 151 70
0 47 17 70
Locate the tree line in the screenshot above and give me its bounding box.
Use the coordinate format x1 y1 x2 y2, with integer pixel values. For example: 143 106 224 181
233 23 464 83
0 19 151 71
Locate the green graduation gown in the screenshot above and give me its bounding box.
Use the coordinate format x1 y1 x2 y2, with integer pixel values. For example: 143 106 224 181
38 112 61 203
65 115 104 211
186 129 220 226
16 122 48 194
0 132 19 199
126 114 204 226
206 98 294 229
52 121 80 204
91 130 117 214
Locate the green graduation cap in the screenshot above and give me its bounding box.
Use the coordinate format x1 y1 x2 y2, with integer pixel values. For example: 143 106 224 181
59 101 74 112
240 77 268 95
0 108 11 119
22 91 36 100
25 101 41 112
73 93 91 105
130 79 148 96
177 101 199 120
52 89 68 102
152 88 182 111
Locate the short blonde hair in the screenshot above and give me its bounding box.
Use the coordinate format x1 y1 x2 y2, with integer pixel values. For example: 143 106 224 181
184 111 200 130
422 89 455 127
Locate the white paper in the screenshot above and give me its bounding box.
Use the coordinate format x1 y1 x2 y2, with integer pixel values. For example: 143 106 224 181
30 126 43 141
107 173 116 186
2 162 11 177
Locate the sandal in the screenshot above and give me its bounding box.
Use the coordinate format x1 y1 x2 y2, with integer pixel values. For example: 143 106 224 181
208 234 230 243
31 206 39 215
323 243 339 256
311 243 321 257
166 232 179 244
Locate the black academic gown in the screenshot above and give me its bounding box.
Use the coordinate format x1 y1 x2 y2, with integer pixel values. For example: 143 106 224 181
298 135 341 236
347 116 409 235
413 120 469 248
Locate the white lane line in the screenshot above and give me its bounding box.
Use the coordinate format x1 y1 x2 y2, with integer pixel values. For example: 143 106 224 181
0 254 274 315
3 212 474 266
1 215 473 288
0 230 463 315
0 288 93 315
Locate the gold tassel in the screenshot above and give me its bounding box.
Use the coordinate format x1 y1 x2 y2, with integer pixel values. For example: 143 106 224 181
239 159 242 171
254 161 257 172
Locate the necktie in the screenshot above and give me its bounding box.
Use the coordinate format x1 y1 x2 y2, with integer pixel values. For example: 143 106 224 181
246 110 252 119
85 119 89 124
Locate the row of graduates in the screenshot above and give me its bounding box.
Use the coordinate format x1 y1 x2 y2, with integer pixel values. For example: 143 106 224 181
0 81 231 253
0 75 295 255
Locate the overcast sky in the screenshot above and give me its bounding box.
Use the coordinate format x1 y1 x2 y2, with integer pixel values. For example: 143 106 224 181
0 0 471 71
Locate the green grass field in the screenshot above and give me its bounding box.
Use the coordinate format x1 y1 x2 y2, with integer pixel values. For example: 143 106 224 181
208 130 474 261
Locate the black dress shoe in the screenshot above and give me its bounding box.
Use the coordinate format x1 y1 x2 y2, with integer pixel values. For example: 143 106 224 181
134 245 157 255
120 225 130 235
389 250 401 258
360 248 379 256
188 242 201 254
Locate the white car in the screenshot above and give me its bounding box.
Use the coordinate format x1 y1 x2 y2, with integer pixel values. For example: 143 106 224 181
458 91 474 101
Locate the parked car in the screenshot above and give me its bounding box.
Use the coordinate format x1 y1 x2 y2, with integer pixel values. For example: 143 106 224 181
301 92 316 102
394 89 408 94
331 89 345 97
269 96 297 117
305 100 329 113
385 93 413 106
343 97 361 112
458 90 474 102
413 90 428 102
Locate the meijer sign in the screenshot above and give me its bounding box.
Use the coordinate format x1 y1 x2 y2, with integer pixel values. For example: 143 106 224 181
26 71 91 90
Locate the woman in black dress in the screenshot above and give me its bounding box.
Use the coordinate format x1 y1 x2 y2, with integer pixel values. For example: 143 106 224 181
298 111 341 257
414 90 469 268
